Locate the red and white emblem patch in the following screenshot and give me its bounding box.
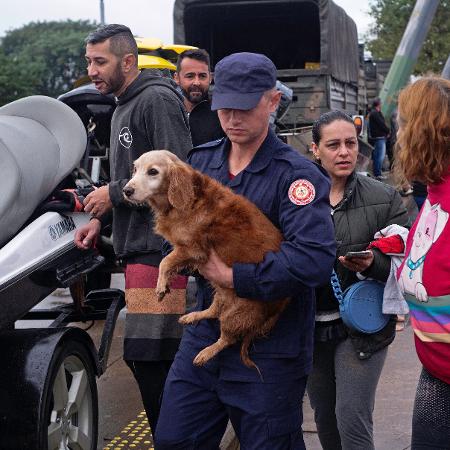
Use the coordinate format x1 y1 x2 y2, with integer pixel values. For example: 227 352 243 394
288 179 315 206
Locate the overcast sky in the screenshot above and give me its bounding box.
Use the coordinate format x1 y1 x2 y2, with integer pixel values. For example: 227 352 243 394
0 0 373 42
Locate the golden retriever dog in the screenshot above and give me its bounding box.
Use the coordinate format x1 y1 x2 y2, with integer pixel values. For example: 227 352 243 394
123 150 289 370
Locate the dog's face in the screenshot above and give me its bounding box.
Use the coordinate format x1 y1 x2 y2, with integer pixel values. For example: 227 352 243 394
123 150 181 204
123 150 198 210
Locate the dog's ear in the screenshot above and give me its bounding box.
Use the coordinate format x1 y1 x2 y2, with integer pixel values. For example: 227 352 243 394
167 163 196 209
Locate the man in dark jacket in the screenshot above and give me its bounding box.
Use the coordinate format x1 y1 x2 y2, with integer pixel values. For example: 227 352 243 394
74 24 192 434
368 98 390 179
174 48 225 146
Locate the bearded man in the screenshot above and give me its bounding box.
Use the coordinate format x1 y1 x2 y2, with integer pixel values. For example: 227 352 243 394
75 23 192 435
174 48 224 146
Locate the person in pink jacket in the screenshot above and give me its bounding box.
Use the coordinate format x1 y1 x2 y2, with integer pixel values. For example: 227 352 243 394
396 76 450 449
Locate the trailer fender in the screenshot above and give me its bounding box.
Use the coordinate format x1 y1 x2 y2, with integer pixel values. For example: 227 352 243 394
0 327 99 449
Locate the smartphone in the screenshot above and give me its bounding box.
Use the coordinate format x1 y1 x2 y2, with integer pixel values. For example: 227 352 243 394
345 250 372 259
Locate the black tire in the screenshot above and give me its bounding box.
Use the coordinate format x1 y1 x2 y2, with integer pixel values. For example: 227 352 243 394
40 340 98 450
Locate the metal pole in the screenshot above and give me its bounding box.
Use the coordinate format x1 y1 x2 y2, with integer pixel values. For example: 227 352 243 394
442 54 450 80
379 0 439 119
100 0 105 25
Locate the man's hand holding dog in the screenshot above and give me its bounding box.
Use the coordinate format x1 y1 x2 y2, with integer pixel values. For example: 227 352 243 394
199 250 233 289
83 185 112 218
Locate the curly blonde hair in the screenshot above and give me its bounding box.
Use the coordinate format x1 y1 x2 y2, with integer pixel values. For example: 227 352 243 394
396 76 450 184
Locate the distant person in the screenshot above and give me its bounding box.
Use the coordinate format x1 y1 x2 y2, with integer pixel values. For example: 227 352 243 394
396 76 450 450
308 110 409 450
74 23 192 434
386 107 397 171
368 98 390 180
174 48 225 146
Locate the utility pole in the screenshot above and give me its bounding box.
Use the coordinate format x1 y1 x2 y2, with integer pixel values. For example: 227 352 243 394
379 0 439 119
100 0 105 25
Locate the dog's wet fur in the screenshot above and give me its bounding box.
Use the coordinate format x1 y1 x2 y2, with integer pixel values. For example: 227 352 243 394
123 150 289 371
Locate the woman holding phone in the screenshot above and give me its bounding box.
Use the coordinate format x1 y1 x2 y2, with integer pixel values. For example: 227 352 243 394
307 110 409 450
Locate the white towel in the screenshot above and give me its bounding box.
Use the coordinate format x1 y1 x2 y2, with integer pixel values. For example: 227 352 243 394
374 225 409 315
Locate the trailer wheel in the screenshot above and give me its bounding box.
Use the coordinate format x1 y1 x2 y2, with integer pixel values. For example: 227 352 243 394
43 340 98 450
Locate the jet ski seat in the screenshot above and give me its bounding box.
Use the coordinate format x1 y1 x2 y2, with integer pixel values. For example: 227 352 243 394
0 96 86 247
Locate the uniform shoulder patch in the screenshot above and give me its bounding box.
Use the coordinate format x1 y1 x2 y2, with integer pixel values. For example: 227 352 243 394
288 179 316 205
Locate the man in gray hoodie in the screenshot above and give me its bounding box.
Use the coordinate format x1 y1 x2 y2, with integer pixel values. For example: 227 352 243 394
74 24 192 434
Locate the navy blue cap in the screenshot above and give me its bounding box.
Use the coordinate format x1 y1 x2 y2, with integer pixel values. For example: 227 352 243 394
211 52 277 111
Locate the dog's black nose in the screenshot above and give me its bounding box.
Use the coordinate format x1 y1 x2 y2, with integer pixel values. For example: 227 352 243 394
123 186 135 197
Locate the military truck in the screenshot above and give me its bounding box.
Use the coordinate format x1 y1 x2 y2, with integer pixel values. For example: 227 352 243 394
173 0 360 131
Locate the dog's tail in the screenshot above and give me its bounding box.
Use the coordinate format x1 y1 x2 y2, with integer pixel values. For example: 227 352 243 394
240 336 263 381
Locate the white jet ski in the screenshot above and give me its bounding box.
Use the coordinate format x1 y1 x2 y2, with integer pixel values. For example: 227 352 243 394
0 96 105 329
0 95 87 246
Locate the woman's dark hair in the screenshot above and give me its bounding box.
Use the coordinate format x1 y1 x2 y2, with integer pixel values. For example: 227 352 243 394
312 110 356 144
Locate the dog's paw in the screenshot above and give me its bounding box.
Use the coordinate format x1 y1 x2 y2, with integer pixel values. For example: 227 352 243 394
156 286 170 301
193 349 213 366
179 312 198 324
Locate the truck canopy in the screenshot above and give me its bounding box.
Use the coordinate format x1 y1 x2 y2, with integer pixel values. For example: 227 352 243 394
173 0 359 84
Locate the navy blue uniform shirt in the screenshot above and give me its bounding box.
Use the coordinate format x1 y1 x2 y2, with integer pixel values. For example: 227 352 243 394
181 129 336 382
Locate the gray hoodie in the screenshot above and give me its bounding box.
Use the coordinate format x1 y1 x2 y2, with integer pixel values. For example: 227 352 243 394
108 69 192 259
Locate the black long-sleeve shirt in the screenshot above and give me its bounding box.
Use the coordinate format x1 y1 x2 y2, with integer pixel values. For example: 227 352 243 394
188 99 224 147
369 109 390 138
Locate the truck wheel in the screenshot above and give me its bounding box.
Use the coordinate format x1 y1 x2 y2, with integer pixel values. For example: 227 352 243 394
43 340 98 450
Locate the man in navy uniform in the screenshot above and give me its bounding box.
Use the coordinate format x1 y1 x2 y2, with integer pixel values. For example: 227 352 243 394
155 52 336 450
